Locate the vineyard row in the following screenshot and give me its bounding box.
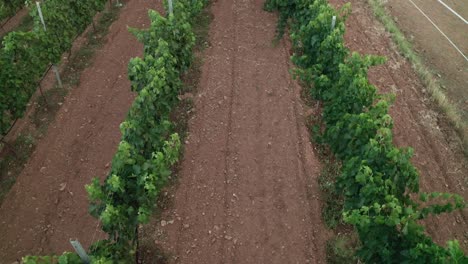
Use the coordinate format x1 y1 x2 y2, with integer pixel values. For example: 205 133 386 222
0 0 109 137
264 0 467 262
21 0 206 262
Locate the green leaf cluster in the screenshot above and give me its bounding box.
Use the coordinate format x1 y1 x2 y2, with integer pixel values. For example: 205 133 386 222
22 252 82 264
0 0 107 135
266 0 467 262
0 0 23 21
21 0 205 262
85 0 204 262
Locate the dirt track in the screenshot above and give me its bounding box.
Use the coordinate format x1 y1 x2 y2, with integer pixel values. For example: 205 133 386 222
0 1 161 261
1 0 467 262
154 0 329 262
386 0 468 118
330 0 468 252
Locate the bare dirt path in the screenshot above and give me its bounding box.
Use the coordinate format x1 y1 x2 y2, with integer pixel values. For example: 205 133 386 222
153 0 329 263
0 0 162 261
330 0 468 252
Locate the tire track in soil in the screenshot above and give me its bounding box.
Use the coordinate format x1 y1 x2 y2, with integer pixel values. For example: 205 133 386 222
0 1 162 262
156 0 329 263
330 0 468 252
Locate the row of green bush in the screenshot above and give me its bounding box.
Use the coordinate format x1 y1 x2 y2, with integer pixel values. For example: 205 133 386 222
0 0 23 22
0 0 107 136
265 0 467 262
22 0 206 262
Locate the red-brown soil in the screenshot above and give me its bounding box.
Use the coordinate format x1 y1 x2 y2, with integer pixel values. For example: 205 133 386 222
0 0 162 262
330 0 468 252
1 0 466 262
152 0 329 263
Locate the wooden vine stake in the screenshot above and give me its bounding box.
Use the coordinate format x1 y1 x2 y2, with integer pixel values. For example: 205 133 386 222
36 1 63 89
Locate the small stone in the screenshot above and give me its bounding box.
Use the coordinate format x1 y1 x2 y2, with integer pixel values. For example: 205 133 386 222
59 183 67 191
161 220 167 227
183 224 190 229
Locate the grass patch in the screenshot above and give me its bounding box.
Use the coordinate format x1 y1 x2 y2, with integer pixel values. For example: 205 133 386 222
0 11 34 43
318 156 344 229
193 6 213 52
326 233 360 264
14 12 33 32
32 87 67 134
0 4 122 206
0 133 35 202
305 99 345 229
299 59 359 263
367 0 468 153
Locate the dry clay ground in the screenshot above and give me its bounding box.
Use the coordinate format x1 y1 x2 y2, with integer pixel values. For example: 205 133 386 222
153 0 468 262
0 0 467 263
0 0 163 262
154 0 327 262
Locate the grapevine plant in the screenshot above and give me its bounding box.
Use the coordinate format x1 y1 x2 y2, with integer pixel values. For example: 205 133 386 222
0 0 24 21
21 0 206 262
0 0 107 136
265 0 468 263
86 1 204 261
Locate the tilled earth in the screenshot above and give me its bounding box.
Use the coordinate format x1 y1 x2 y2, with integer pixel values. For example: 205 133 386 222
155 0 328 262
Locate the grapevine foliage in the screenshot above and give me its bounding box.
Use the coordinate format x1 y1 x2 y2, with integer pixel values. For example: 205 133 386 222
0 0 107 136
21 253 82 264
265 0 467 262
85 0 205 262
0 0 23 21
21 0 206 262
